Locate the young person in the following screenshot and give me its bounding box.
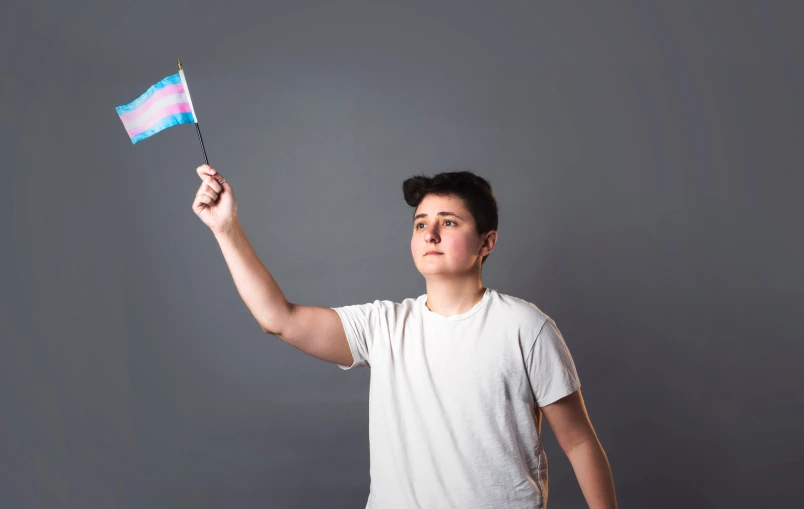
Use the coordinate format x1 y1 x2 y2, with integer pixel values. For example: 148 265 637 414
192 165 617 509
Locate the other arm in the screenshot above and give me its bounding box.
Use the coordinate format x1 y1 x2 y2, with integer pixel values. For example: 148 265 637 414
541 389 618 509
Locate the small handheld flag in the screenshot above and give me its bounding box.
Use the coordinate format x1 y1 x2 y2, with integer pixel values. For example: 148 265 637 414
115 60 210 164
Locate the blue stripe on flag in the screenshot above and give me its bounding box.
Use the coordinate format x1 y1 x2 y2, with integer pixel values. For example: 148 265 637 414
115 73 183 115
130 112 195 144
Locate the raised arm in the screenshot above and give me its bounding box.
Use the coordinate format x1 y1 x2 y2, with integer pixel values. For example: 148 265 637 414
193 165 353 366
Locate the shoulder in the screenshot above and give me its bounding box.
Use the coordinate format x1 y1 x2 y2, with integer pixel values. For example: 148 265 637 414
336 295 420 320
488 289 554 336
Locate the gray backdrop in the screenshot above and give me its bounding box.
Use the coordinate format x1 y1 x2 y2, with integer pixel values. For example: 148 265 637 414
2 1 802 508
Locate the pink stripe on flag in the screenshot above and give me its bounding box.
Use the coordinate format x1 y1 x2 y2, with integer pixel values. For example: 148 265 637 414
118 83 186 123
125 103 194 138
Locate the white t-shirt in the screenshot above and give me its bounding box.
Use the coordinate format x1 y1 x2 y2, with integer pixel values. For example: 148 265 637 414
332 287 581 509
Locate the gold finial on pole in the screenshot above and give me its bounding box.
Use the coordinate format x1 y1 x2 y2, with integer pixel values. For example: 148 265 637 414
177 59 183 71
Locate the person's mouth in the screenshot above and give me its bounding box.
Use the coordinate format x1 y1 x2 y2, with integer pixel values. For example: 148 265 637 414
425 251 443 256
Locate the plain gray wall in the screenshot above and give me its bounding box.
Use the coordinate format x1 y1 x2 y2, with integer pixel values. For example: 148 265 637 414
2 1 802 508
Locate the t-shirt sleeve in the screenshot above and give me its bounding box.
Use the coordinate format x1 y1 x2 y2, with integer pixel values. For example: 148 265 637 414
526 317 581 407
330 300 384 370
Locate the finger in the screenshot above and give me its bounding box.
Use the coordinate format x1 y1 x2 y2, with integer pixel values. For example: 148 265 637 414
203 175 222 193
198 186 219 202
196 164 217 179
197 164 216 176
200 181 220 198
213 175 228 189
195 193 214 206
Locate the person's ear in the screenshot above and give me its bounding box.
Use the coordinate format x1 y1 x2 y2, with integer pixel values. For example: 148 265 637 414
481 231 497 256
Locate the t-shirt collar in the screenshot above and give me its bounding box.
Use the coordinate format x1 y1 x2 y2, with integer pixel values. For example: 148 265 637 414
420 287 492 322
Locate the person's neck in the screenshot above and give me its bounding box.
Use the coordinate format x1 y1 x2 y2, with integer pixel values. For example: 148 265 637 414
424 277 487 317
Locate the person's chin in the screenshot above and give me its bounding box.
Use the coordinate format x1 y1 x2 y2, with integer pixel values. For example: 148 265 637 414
417 265 454 277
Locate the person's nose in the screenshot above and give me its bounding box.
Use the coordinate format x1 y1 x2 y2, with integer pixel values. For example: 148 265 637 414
424 224 440 243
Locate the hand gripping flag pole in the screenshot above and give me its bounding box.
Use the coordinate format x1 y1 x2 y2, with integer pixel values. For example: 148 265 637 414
115 59 210 165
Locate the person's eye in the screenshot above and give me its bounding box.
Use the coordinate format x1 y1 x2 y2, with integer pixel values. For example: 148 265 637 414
445 220 456 226
415 223 425 229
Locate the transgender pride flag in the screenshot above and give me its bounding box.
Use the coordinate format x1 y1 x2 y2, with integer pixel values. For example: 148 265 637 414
115 69 198 144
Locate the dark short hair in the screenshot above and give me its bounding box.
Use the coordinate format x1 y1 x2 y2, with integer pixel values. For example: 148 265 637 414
402 170 499 265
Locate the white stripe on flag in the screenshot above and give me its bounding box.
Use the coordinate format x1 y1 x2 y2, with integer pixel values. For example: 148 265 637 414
120 93 191 132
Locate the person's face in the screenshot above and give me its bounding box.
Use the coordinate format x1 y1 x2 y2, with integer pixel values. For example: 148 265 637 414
410 194 495 277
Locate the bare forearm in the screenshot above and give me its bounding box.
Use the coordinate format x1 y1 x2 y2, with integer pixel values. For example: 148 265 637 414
213 218 291 334
565 438 618 509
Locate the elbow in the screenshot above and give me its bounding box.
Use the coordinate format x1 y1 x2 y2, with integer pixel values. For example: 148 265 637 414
261 321 285 337
261 301 294 337
562 433 600 456
261 325 280 336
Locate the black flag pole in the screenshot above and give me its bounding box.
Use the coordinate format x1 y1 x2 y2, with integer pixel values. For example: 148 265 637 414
178 59 209 165
194 123 209 166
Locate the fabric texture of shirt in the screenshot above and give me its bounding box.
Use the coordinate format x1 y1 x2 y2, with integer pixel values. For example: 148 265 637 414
332 287 581 509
